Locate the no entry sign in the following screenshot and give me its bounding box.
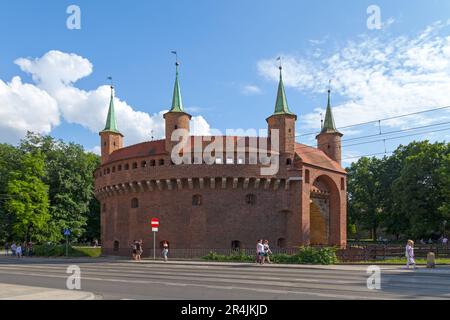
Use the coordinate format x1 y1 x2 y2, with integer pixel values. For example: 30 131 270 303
151 218 159 232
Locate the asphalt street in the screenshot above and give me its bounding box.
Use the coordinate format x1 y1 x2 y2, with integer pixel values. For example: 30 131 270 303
0 256 449 300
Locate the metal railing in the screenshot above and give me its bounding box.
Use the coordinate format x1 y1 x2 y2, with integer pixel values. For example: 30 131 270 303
101 244 450 262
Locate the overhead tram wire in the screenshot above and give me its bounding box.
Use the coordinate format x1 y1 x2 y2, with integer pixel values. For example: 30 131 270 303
295 119 450 151
294 125 450 158
296 105 450 138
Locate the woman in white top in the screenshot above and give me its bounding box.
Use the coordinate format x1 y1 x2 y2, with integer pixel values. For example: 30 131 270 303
405 240 416 269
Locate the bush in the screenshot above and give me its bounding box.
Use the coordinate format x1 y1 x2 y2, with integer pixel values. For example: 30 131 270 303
202 247 338 265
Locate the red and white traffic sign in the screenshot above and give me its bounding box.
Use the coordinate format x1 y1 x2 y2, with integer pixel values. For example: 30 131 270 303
151 218 159 232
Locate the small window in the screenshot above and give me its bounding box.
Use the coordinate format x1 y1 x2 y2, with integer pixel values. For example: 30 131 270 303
106 168 110 174
112 166 116 173
150 160 156 167
131 198 139 209
286 158 292 165
113 141 116 147
132 162 138 169
103 142 106 147
237 158 244 164
192 194 202 206
226 158 234 164
124 164 130 170
141 161 147 168
341 177 345 191
113 240 119 252
277 238 287 248
215 158 223 164
245 194 256 205
305 170 310 184
118 165 122 171
174 125 178 130
159 159 165 166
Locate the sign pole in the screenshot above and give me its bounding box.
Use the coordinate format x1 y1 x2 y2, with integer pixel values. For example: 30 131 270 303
153 231 156 260
66 234 68 257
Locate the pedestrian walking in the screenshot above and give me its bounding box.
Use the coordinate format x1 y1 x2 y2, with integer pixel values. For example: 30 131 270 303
406 240 416 269
257 239 265 265
131 240 137 260
162 241 169 262
10 242 16 256
4 242 9 256
16 244 22 258
255 240 261 264
135 240 143 261
263 240 273 264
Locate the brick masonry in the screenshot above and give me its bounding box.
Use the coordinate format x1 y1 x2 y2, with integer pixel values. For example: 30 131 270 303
94 112 347 254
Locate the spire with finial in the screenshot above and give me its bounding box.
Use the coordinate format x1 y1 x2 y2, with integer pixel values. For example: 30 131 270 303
321 80 339 134
273 57 295 116
102 78 121 134
169 51 184 112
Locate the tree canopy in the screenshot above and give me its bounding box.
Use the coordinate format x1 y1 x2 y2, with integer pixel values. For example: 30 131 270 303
347 141 450 241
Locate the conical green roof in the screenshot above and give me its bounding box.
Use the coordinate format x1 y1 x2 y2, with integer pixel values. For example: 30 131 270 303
321 89 338 134
169 63 184 112
101 86 121 134
273 67 295 116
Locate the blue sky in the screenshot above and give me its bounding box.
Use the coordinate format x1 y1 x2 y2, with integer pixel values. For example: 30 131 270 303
1 0 450 165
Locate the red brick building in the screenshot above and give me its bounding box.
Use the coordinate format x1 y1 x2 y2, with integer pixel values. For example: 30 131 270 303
94 64 347 255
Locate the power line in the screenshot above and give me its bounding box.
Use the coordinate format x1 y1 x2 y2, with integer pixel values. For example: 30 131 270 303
295 126 450 159
296 105 450 137
296 120 450 151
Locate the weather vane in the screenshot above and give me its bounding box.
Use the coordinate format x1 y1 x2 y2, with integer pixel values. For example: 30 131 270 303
107 76 114 89
276 56 282 70
171 50 179 66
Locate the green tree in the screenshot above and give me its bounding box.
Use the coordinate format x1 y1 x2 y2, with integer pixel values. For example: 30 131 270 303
347 157 383 240
0 143 23 242
20 132 100 242
392 141 450 238
5 152 50 242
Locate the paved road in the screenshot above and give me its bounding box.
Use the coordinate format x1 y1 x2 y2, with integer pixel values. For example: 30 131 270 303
0 257 449 300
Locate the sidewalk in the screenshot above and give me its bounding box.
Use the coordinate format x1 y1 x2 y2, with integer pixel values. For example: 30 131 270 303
137 258 450 274
0 283 97 300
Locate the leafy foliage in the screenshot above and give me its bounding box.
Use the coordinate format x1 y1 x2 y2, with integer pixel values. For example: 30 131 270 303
202 247 338 265
348 141 450 240
0 132 100 244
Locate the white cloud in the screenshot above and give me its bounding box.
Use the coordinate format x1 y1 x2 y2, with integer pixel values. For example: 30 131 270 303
0 76 59 144
1 50 213 146
241 84 262 95
258 21 450 132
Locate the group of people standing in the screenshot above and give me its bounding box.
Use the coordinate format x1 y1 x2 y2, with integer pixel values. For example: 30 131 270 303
256 239 272 265
130 240 169 262
4 242 33 258
131 240 144 261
